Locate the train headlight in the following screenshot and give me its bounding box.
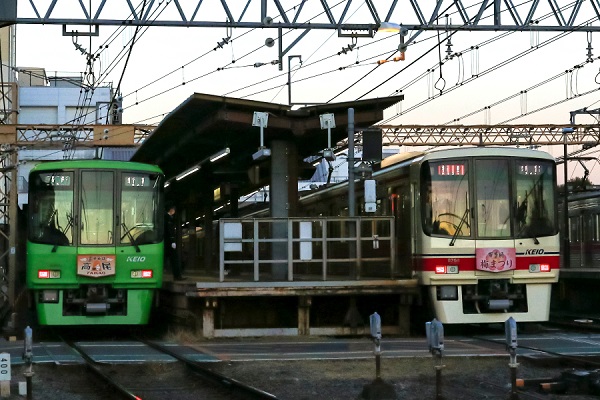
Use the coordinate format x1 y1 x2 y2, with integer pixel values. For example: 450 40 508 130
436 285 458 301
39 290 58 303
540 264 551 272
37 270 61 279
529 264 551 272
131 270 153 278
435 265 459 274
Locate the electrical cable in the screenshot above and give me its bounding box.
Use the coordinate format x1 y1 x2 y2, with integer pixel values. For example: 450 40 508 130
0 35 7 123
443 55 600 125
117 0 317 112
378 14 596 125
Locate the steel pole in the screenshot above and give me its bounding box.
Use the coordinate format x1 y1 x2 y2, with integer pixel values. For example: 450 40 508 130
348 108 355 217
563 128 570 268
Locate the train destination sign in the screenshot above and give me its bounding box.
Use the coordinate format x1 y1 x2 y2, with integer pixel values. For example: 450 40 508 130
436 163 466 176
123 175 150 187
518 163 545 175
41 173 72 187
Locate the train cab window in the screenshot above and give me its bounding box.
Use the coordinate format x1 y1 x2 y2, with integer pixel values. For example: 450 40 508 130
514 160 556 239
80 171 114 245
421 161 471 237
28 172 74 246
120 172 161 245
475 159 510 238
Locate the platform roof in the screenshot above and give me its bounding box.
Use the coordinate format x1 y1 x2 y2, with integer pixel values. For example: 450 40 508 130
132 93 403 205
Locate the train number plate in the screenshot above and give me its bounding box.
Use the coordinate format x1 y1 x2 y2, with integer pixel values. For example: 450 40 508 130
77 255 116 278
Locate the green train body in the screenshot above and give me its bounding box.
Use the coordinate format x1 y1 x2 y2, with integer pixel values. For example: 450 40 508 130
26 160 164 325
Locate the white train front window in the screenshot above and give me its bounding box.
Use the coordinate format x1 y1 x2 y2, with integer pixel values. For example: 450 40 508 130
514 160 556 238
422 161 471 237
475 159 510 238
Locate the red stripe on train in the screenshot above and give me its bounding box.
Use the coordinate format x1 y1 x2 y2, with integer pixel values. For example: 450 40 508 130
414 255 561 272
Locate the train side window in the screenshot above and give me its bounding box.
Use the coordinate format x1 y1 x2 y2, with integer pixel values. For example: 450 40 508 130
569 216 580 243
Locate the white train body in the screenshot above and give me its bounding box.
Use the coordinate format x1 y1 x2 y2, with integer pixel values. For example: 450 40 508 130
299 146 560 324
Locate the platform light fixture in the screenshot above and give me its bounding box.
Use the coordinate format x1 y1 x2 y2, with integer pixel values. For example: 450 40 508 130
175 165 200 181
311 157 323 167
320 113 336 161
252 111 271 161
377 22 408 56
210 147 230 162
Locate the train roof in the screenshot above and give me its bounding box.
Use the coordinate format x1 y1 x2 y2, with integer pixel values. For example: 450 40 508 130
300 146 557 203
564 189 600 202
29 159 163 174
380 146 555 169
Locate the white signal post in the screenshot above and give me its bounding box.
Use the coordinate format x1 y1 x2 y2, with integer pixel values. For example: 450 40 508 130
0 352 10 397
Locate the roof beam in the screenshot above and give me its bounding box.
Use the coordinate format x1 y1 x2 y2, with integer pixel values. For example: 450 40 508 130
4 0 600 32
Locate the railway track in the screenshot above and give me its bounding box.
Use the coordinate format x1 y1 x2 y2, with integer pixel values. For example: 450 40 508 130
470 329 600 398
61 338 279 400
14 327 600 399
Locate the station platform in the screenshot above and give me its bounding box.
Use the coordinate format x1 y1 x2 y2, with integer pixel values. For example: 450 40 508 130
159 271 419 339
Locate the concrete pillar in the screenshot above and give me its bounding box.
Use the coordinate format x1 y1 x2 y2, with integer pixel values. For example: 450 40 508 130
398 294 412 337
187 216 198 273
229 185 239 217
202 193 214 273
298 296 312 335
202 298 218 338
270 140 298 280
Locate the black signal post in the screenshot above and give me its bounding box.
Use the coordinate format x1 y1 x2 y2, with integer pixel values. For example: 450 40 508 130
562 127 572 269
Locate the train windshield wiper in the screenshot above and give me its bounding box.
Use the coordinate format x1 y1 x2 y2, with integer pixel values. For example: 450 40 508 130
121 222 141 253
450 208 470 247
517 224 540 245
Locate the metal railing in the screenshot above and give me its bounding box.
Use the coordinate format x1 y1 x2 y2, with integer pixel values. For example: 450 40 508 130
219 216 395 282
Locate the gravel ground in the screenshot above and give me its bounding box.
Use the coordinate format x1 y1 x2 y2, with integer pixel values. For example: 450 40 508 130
4 354 600 399
208 356 600 400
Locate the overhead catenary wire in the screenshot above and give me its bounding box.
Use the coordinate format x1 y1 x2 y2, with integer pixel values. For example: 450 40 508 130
118 0 321 115
444 55 600 125
13 0 598 155
378 14 598 125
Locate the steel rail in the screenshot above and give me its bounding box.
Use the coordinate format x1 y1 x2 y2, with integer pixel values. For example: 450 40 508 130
65 340 140 400
137 337 279 400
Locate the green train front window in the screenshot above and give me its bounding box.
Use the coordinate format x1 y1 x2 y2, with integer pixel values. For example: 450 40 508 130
28 172 74 245
120 172 161 245
80 171 114 245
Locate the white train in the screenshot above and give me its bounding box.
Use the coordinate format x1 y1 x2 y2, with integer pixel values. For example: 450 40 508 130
296 146 560 324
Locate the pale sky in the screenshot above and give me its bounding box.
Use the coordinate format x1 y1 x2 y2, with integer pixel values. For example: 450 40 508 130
11 0 600 183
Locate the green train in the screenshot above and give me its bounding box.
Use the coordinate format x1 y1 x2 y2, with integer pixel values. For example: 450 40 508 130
26 160 165 325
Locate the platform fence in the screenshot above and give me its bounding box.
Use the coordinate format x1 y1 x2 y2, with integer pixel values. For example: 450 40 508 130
219 216 396 282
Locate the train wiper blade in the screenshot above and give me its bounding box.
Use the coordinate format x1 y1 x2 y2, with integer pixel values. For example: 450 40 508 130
517 224 539 245
450 208 470 247
121 222 141 253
